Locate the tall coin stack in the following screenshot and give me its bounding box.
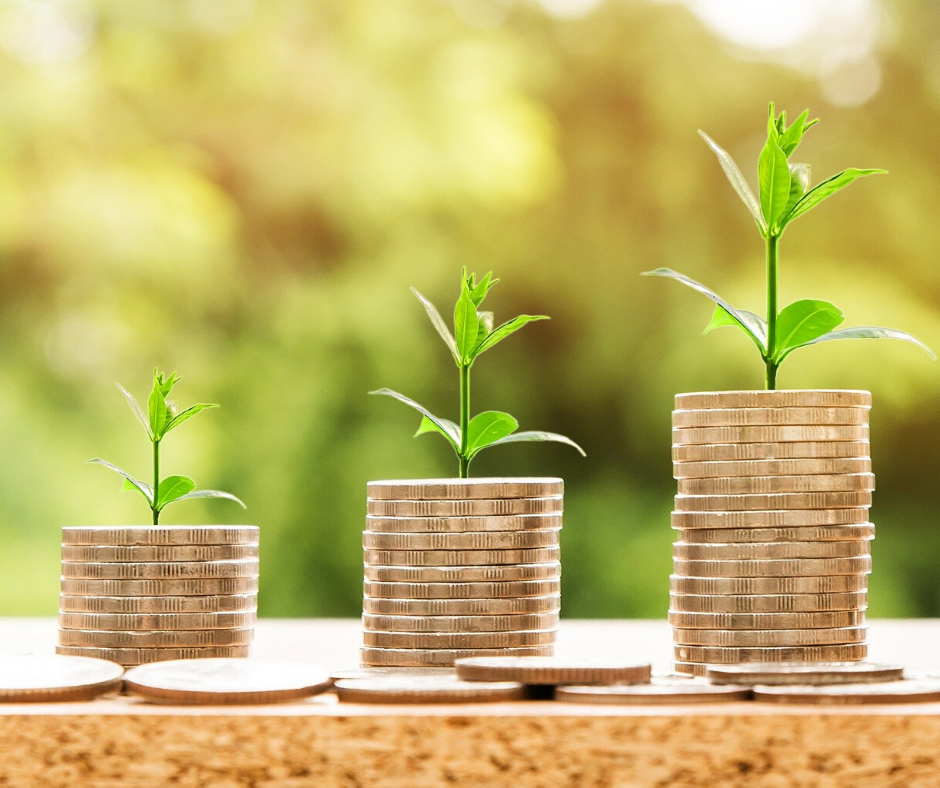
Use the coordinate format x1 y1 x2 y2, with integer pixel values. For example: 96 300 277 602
57 526 259 668
669 391 873 676
361 478 563 667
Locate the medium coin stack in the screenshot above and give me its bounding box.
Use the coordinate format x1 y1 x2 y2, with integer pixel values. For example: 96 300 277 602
362 478 563 667
670 390 873 676
57 526 259 668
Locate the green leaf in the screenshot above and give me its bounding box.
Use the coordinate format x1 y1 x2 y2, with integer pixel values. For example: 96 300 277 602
120 478 155 505
475 315 549 356
704 304 768 346
475 311 494 348
174 489 247 509
773 299 845 361
116 383 152 438
767 101 778 141
698 130 765 232
758 135 791 231
778 109 812 156
783 163 811 217
782 168 887 227
411 288 459 364
156 369 179 397
466 411 518 457
155 475 197 511
163 403 218 435
792 326 936 361
484 430 586 457
148 378 169 439
369 389 460 450
469 272 498 306
415 415 462 446
642 268 767 354
453 287 480 362
87 459 154 505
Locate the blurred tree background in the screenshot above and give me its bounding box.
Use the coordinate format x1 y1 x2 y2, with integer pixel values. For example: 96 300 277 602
0 0 938 618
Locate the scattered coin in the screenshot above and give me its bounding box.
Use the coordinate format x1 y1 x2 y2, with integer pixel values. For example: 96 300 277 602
455 657 652 685
367 497 564 517
669 591 867 614
674 391 872 409
672 407 870 428
555 681 752 705
673 662 708 677
55 645 250 666
672 508 869 529
706 662 904 686
672 425 869 445
361 646 552 667
670 574 869 595
674 491 872 512
334 676 526 703
673 457 871 479
364 562 561 583
362 613 560 633
59 611 257 631
672 556 872 578
673 540 871 561
668 610 864 630
0 655 124 702
674 643 868 664
61 560 260 580
362 529 561 550
362 548 559 567
330 667 455 681
62 526 259 546
366 514 563 533
58 628 254 648
363 595 561 616
752 680 940 704
676 524 874 544
60 577 259 596
672 440 870 463
367 478 563 500
673 626 867 648
363 629 557 649
677 473 875 496
61 544 258 563
363 579 560 600
58 593 258 614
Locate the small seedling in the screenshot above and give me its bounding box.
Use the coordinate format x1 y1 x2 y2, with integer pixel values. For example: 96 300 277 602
89 369 245 525
644 103 933 388
372 269 585 477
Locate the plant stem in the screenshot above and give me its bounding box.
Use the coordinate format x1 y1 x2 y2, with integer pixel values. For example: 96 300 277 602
459 362 471 478
152 438 160 526
765 233 780 390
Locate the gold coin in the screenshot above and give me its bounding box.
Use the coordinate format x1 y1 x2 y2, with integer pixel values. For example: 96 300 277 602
364 563 561 583
362 547 559 567
676 524 875 544
363 579 560 599
59 611 257 631
673 541 871 560
55 644 250 667
669 591 867 613
62 526 259 546
367 478 563 500
674 491 872 512
363 595 560 616
668 610 864 630
673 425 868 445
58 593 257 614
674 457 871 479
60 560 260 580
672 407 870 428
675 391 872 409
678 473 875 496
555 682 751 705
752 680 940 704
367 497 563 517
362 529 561 550
0 655 124 702
673 626 867 648
61 544 258 563
366 514 563 533
334 676 526 703
673 662 708 677
123 659 333 704
363 629 557 649
706 661 904 686
673 440 870 463
362 612 560 633
361 646 553 667
330 667 455 681
60 577 259 596
675 642 867 664
670 574 868 594
455 656 652 685
672 508 869 529
58 628 254 648
672 556 872 578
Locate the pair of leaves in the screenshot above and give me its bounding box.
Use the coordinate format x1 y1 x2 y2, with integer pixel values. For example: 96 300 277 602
120 369 218 443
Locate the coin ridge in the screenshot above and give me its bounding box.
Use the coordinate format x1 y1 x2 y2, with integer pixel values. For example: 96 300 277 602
672 556 872 578
674 491 872 511
58 593 257 613
366 514 563 533
364 562 561 583
55 644 251 666
672 407 870 428
58 628 255 648
677 473 875 496
363 547 559 567
363 579 560 599
62 526 259 546
455 657 652 685
360 646 553 667
673 440 871 463
672 626 867 647
676 525 875 544
673 541 871 560
674 391 872 409
363 595 561 615
674 643 868 663
668 610 864 629
672 425 869 445
669 591 868 613
362 529 561 549
61 544 259 563
367 478 563 500
706 661 904 686
59 577 259 596
670 574 869 594
362 612 559 633
672 509 869 529
363 629 557 649
367 498 564 517
674 457 871 479
59 611 257 631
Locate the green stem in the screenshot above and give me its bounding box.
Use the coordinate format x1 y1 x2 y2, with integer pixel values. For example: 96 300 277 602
459 362 471 479
152 438 160 526
765 233 780 390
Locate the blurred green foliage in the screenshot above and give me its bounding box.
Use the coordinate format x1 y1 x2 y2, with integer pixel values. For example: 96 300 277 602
0 0 937 619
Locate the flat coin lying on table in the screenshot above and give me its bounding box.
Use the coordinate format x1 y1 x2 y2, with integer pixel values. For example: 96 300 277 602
456 657 652 685
555 680 752 705
123 659 332 704
330 667 456 681
0 655 124 702
753 680 940 704
707 661 904 686
334 676 525 704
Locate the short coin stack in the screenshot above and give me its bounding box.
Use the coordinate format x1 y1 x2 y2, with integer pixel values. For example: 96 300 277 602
670 390 873 676
362 478 563 667
57 526 259 668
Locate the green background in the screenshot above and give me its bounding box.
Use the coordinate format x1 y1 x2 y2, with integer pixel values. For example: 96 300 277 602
0 0 937 618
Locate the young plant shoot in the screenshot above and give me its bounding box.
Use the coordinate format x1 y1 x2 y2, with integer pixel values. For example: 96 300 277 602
89 369 246 525
644 103 933 389
371 269 585 478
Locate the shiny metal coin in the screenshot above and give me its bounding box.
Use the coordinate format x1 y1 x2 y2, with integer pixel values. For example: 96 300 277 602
58 593 257 613
678 473 875 496
672 508 869 529
673 440 870 463
753 680 940 704
367 478 563 500
667 610 864 630
673 541 871 560
335 676 526 703
364 562 561 583
362 529 561 550
61 544 258 563
363 579 560 599
672 425 869 445
0 655 124 702
363 595 560 616
366 514 563 533
672 407 870 428
58 628 254 648
674 491 872 512
60 560 259 580
62 526 259 546
59 611 257 631
676 524 875 544
672 556 872 578
555 681 751 704
362 612 559 633
673 626 867 648
363 547 559 567
670 575 868 594
675 391 872 409
60 577 258 596
675 643 868 664
674 457 871 479
367 497 563 517
360 645 552 667
669 591 867 613
55 644 250 667
456 656 652 685
363 629 557 649
330 667 455 681
707 661 904 686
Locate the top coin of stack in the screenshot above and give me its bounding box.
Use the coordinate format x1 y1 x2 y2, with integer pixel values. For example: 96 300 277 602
361 478 563 667
669 391 873 676
58 526 259 668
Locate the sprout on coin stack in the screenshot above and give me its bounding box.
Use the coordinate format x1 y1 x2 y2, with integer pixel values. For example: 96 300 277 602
365 270 584 667
57 370 257 668
643 104 934 676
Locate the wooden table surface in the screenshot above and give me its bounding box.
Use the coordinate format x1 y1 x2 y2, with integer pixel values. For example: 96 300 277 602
2 618 940 787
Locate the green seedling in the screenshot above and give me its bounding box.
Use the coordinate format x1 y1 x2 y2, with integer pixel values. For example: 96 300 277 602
644 102 933 389
89 369 246 525
372 269 585 478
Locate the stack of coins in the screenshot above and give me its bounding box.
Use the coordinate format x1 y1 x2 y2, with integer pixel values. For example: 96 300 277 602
361 478 563 667
670 391 873 676
57 526 259 668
